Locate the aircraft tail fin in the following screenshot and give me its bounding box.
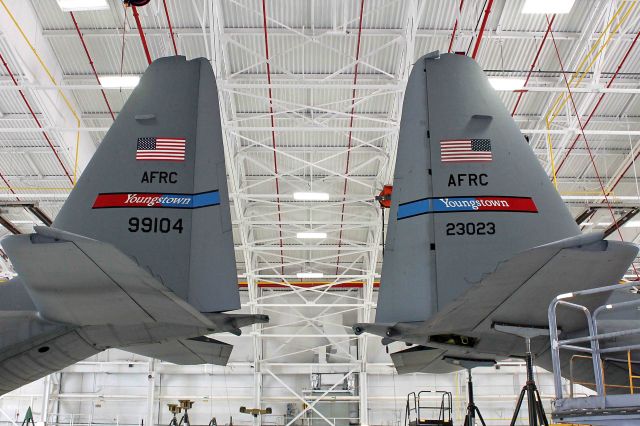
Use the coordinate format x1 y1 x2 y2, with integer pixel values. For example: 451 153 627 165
376 52 582 324
52 56 238 313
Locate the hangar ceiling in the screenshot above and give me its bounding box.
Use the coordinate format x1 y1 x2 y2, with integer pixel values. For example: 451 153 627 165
1 0 640 420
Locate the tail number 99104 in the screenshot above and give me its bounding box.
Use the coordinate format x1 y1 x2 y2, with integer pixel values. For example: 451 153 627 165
128 217 184 234
445 222 495 236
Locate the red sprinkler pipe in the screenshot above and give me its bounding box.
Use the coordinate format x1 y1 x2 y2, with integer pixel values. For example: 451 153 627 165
0 172 19 201
512 15 555 117
162 0 178 55
0 53 73 184
132 6 152 65
471 0 494 59
556 29 640 175
547 16 639 280
261 0 284 273
70 12 115 121
336 0 366 274
448 0 465 53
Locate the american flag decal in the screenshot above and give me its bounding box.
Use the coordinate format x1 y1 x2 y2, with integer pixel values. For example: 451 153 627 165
136 137 186 162
440 139 492 163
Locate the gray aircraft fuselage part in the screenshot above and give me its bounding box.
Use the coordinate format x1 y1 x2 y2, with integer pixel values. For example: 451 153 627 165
54 56 238 314
377 52 580 325
358 52 639 385
0 56 265 396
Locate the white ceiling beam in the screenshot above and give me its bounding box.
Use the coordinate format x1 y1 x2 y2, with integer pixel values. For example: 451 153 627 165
39 27 640 42
0 1 96 176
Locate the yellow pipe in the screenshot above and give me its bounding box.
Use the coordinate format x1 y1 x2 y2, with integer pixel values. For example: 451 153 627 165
549 1 637 122
74 130 81 185
565 2 626 85
546 119 558 189
629 350 634 394
543 1 637 188
546 1 629 120
0 0 83 184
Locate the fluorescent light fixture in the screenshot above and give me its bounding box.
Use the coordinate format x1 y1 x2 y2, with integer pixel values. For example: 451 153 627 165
297 272 324 279
297 232 327 239
57 0 109 12
488 77 525 91
557 292 574 300
605 304 613 309
293 192 330 201
522 0 576 14
99 75 140 89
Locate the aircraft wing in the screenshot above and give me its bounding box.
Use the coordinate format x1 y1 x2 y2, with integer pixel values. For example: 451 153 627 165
123 336 232 365
1 226 213 328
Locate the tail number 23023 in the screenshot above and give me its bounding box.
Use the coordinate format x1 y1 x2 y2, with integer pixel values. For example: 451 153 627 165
445 222 495 236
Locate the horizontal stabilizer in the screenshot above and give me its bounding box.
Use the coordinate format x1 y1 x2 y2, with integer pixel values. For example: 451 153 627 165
357 233 637 374
124 336 232 365
2 227 212 327
0 311 61 351
0 327 99 395
421 233 637 336
203 313 269 335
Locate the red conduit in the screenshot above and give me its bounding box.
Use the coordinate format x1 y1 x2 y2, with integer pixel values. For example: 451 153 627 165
336 0 366 274
511 15 555 117
447 0 465 53
132 6 152 65
555 29 640 175
261 0 284 273
547 16 639 279
0 53 73 184
471 0 494 59
0 172 19 201
162 0 178 55
70 12 115 121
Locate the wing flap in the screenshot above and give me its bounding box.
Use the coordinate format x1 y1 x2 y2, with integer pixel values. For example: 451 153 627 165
2 227 211 327
124 336 232 365
390 346 455 374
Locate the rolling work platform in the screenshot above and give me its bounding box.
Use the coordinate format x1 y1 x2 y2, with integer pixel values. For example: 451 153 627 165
548 282 640 425
404 390 453 426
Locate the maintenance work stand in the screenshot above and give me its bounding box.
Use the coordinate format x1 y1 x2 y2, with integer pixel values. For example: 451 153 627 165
548 281 640 425
404 390 453 426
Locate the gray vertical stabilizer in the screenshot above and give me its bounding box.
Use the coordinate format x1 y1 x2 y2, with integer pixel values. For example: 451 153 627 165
376 53 580 324
53 56 239 313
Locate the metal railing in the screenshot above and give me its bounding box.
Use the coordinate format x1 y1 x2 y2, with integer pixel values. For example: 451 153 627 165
404 390 452 425
548 281 640 400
